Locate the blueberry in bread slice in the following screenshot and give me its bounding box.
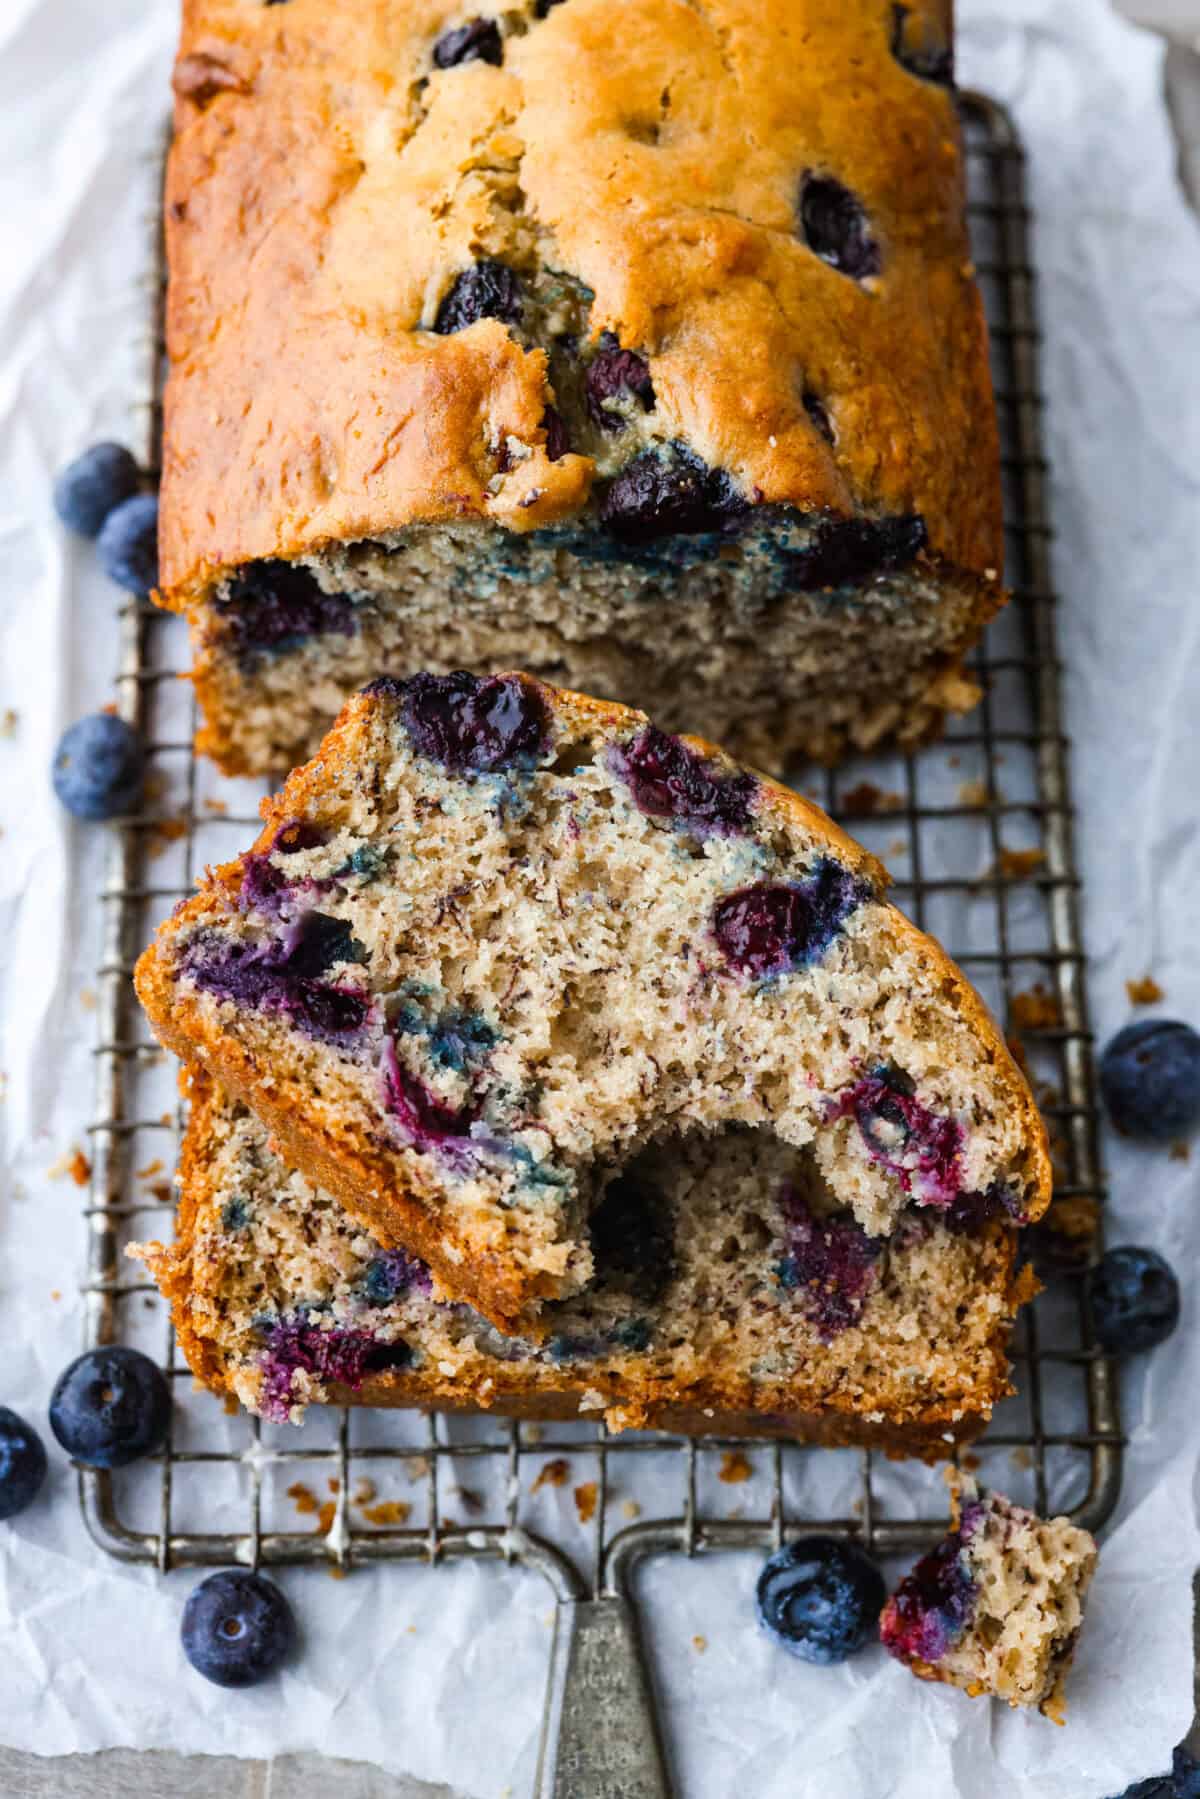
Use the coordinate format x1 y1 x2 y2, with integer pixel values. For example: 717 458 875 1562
129 1070 1035 1452
881 1477 1098 1721
134 672 1050 1334
160 0 1002 777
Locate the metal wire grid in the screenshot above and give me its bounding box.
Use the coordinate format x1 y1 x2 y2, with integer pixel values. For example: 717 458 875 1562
79 94 1122 1601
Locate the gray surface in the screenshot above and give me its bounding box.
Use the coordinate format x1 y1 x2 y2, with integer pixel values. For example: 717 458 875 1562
0 1749 456 1799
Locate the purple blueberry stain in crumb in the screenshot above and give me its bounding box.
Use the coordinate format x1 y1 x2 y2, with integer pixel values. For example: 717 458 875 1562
434 260 523 334
257 1315 413 1422
599 442 749 544
382 1032 479 1163
585 335 655 431
880 1504 986 1664
784 511 927 592
181 923 370 1044
216 560 359 662
609 726 757 837
712 858 871 980
799 175 882 281
238 822 326 915
360 1250 433 1305
432 17 503 69
542 405 570 461
389 670 550 774
942 1180 1026 1234
829 1065 964 1209
774 1184 881 1339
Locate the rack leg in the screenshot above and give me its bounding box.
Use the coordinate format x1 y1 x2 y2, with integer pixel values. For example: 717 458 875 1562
534 1592 672 1799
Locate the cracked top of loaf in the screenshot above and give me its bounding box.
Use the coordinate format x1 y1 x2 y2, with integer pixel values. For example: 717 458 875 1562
159 0 1000 607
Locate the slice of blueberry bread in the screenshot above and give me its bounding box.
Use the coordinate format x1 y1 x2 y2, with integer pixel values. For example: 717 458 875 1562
135 673 1050 1334
881 1478 1098 1721
130 1070 1035 1452
161 0 1001 777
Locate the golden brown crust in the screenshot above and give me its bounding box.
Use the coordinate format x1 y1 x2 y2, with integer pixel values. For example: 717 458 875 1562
145 1065 1026 1457
135 674 1051 1333
159 0 1001 607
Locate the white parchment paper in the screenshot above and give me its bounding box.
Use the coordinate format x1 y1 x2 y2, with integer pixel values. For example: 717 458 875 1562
1 0 1199 1793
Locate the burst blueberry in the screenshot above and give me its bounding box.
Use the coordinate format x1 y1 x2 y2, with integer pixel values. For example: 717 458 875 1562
756 1537 887 1664
181 1570 295 1688
585 336 655 431
258 1315 413 1420
96 492 159 594
784 511 927 592
0 1408 48 1520
1099 1019 1200 1142
832 1065 964 1209
712 858 869 979
53 442 142 537
432 17 503 69
1086 1247 1180 1355
610 726 756 836
49 1346 170 1469
181 930 370 1043
775 1186 880 1338
799 175 881 281
434 260 523 334
879 1499 986 1665
52 714 143 820
390 669 550 773
361 1250 433 1305
215 560 359 662
599 442 748 544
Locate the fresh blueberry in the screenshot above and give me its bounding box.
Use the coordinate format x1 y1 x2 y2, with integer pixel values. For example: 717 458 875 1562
799 176 881 281
712 859 870 979
434 260 523 334
756 1537 886 1664
0 1408 48 1520
599 442 748 544
386 669 550 773
49 1346 170 1469
890 4 954 85
1099 1019 1200 1142
181 1570 295 1688
585 336 655 431
432 17 503 69
589 1176 675 1304
1174 1747 1200 1799
1086 1247 1180 1355
52 714 143 820
783 512 927 591
96 492 159 594
53 442 142 538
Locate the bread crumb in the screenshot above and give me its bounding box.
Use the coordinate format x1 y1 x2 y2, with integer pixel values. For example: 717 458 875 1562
328 1565 348 1581
621 1499 642 1520
1010 986 1061 1032
79 987 96 1012
888 838 909 859
718 1450 753 1485
47 1147 91 1186
522 1423 544 1446
50 1288 62 1302
1170 1140 1190 1163
287 1482 319 1516
203 796 228 815
147 816 189 859
1126 975 1164 1006
532 1457 571 1494
692 1635 708 1654
222 1393 239 1415
136 1157 165 1179
957 779 991 808
574 1482 598 1524
947 753 961 768
1009 1445 1033 1471
960 1451 981 1472
992 847 1045 882
404 1455 431 1482
840 781 902 818
328 1478 340 1493
353 1479 377 1506
0 708 18 738
362 1499 413 1527
454 1486 484 1514
317 1500 337 1533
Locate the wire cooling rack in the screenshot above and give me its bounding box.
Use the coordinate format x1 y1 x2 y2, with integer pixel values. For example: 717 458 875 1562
80 94 1121 1797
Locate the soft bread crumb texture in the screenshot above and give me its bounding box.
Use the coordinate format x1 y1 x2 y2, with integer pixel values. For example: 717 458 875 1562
134 677 1050 1333
129 1070 1030 1450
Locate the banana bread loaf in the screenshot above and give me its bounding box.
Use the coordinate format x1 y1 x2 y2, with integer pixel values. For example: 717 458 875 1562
134 673 1050 1334
881 1477 1098 1721
159 0 1002 777
130 1071 1034 1452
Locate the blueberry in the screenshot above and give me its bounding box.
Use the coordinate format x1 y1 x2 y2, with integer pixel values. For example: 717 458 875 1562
783 512 927 592
1086 1247 1180 1355
282 913 368 980
0 1408 48 1520
216 560 359 662
610 725 756 836
589 1176 675 1304
802 390 835 444
432 17 503 69
890 4 954 85
388 669 550 773
585 336 655 431
53 442 142 538
799 176 881 281
1102 1778 1175 1799
361 1249 432 1305
775 1187 880 1338
756 1537 886 1664
49 1346 170 1469
434 260 523 334
599 442 748 544
712 859 869 979
1099 1019 1200 1141
96 492 159 594
534 0 565 14
52 714 143 820
1174 1747 1200 1799
181 1570 295 1688
542 405 570 461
